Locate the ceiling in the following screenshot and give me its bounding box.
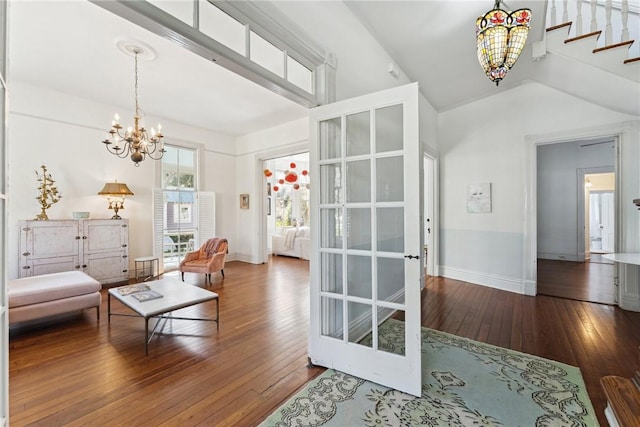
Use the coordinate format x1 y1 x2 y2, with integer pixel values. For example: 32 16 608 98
344 0 547 111
8 0 308 137
8 1 632 140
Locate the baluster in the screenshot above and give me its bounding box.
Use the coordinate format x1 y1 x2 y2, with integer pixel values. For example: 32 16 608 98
590 0 598 33
575 0 583 36
550 0 557 27
621 0 630 42
562 0 569 23
605 0 613 45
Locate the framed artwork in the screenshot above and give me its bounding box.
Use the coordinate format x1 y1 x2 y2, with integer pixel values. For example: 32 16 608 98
240 193 250 209
467 183 491 213
267 197 271 215
267 182 272 196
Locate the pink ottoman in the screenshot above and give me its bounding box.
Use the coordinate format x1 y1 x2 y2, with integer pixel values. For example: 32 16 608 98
8 271 101 325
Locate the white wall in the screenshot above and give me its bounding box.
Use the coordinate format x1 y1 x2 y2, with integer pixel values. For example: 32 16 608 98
438 82 637 294
8 82 235 280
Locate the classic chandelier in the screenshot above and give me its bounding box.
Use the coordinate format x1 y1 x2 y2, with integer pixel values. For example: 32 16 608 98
102 46 165 166
476 0 531 85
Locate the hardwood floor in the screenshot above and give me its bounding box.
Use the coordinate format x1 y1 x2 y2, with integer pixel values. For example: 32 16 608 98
9 258 640 426
537 258 616 304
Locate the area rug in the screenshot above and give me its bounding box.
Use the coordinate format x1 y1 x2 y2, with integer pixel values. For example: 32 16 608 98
260 320 599 426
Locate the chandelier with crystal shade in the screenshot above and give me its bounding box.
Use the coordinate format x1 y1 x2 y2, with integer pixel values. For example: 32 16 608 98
476 1 531 85
102 46 165 166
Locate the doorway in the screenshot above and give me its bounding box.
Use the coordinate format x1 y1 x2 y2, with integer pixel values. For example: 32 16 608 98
423 153 437 280
263 152 310 261
585 172 615 263
536 139 617 304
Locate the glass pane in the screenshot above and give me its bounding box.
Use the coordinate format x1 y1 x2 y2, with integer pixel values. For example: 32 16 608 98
321 253 343 294
348 301 372 347
148 0 193 25
162 146 178 189
178 148 195 190
287 56 313 93
320 208 343 249
321 297 343 340
376 156 403 202
377 309 405 356
319 163 342 204
377 207 404 253
199 1 246 55
376 104 403 153
346 160 370 203
347 255 371 299
250 31 284 77
346 111 370 157
347 208 371 250
319 118 341 160
377 257 405 303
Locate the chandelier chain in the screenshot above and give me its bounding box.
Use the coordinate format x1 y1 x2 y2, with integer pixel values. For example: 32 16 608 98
134 50 139 115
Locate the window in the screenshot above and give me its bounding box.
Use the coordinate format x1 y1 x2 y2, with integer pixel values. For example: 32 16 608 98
161 145 197 268
173 204 192 223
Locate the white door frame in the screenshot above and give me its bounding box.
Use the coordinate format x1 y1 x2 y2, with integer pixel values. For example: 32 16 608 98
577 166 615 261
256 143 310 264
523 122 633 297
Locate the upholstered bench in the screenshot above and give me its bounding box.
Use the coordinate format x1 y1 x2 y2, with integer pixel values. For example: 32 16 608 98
8 271 102 325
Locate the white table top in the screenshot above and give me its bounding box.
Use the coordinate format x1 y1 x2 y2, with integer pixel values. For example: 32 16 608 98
109 278 218 318
602 253 640 265
134 256 159 262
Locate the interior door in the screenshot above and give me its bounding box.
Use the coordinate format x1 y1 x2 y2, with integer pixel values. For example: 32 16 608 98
309 83 422 396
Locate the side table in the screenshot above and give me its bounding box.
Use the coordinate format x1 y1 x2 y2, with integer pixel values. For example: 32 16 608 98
135 256 159 282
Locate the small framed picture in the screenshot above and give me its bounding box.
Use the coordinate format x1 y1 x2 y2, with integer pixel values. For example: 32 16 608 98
467 183 491 213
240 193 250 209
267 182 272 196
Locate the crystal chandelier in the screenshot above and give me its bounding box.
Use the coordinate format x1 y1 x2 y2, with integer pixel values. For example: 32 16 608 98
102 47 165 166
476 1 531 85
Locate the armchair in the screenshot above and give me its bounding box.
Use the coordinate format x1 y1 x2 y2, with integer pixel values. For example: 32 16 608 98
179 237 228 284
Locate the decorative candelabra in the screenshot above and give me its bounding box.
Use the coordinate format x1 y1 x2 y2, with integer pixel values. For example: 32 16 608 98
34 165 61 220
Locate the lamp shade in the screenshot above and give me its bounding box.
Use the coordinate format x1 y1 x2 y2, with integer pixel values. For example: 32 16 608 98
98 182 134 197
476 4 531 85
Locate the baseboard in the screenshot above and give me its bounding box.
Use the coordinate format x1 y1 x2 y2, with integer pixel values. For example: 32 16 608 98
523 280 537 296
537 252 581 262
439 266 525 294
228 252 261 264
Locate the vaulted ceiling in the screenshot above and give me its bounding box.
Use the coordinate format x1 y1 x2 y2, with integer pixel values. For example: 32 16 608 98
8 1 638 140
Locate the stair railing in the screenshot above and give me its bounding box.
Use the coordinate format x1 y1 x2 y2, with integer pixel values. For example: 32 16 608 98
547 0 639 57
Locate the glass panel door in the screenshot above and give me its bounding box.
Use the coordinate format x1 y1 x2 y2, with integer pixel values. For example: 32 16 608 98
309 83 422 396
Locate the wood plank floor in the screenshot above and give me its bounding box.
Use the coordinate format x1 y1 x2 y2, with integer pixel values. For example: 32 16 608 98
537 258 616 304
9 257 640 426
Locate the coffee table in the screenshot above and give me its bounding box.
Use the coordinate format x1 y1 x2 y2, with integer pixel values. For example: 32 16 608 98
108 278 219 355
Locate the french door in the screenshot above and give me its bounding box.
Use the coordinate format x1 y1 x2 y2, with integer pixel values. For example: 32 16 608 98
309 83 422 396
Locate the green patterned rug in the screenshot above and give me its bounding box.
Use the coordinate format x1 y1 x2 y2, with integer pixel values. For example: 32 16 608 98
260 320 599 426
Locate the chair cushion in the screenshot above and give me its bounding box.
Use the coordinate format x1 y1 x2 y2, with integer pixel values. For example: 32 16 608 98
8 271 101 308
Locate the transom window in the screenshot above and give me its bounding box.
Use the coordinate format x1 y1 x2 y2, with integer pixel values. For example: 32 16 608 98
147 0 315 94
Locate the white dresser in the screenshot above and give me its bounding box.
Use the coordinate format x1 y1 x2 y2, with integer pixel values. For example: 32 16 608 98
19 219 129 285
